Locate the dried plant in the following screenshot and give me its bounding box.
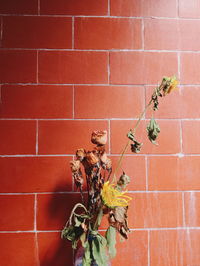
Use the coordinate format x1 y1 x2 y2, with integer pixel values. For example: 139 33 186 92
61 76 178 265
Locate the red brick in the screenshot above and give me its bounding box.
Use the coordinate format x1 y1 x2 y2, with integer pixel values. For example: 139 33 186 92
0 50 37 83
0 0 38 14
110 120 180 154
129 192 183 228
179 20 200 51
110 0 177 17
0 157 73 193
144 19 179 50
0 120 36 155
74 86 144 119
182 120 200 153
75 17 142 50
0 85 73 119
185 192 200 227
110 52 178 85
145 19 200 51
150 230 200 265
38 232 73 266
181 53 200 84
40 0 108 15
38 120 108 154
0 233 37 266
146 86 200 119
179 0 200 18
2 16 72 49
0 195 34 230
38 51 108 84
148 156 200 191
110 156 146 191
37 193 83 230
112 231 148 265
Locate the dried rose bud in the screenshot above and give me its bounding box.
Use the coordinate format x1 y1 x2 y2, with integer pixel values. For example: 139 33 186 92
91 130 107 145
70 160 81 172
76 148 86 161
86 151 99 165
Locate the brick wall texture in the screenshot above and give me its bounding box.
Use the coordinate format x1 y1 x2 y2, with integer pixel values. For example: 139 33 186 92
0 0 200 265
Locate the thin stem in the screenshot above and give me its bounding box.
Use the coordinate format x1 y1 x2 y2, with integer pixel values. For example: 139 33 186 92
112 98 153 182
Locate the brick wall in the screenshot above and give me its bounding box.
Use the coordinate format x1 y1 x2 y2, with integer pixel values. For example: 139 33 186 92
0 0 200 265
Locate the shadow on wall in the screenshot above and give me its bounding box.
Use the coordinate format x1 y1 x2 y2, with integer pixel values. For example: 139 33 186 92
38 180 83 266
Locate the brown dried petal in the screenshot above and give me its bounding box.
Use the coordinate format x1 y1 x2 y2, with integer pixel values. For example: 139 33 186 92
86 151 99 165
76 148 86 161
100 152 108 164
91 130 107 145
70 160 81 172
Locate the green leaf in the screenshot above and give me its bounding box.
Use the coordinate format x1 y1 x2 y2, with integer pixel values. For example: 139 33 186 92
92 233 108 266
147 118 160 145
106 226 117 258
82 241 92 266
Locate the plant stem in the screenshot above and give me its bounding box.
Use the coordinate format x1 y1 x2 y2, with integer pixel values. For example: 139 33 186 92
112 98 153 183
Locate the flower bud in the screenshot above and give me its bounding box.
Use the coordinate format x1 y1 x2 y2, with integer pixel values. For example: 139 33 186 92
91 130 107 145
76 148 86 161
70 160 81 172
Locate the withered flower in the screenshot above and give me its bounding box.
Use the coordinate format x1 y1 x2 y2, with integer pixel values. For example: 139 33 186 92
76 148 86 161
117 173 130 190
101 152 112 170
70 160 81 172
91 130 107 145
86 151 99 165
161 76 178 96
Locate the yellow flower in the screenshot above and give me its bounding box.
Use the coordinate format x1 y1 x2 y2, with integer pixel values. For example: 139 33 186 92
163 76 179 95
101 181 132 208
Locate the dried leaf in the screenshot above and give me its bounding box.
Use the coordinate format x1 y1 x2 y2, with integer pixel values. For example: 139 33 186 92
147 118 160 145
131 140 143 153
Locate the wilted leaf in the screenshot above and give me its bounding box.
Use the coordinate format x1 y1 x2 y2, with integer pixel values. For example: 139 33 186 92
106 226 117 258
147 118 160 145
131 140 143 153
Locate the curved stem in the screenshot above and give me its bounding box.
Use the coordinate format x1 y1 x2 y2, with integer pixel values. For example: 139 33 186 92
112 98 153 182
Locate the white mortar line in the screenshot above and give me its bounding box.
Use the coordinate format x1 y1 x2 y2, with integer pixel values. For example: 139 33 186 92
1 191 200 196
1 82 200 87
108 119 111 154
34 194 37 231
1 227 200 234
72 85 75 119
148 230 150 266
1 153 200 158
108 0 110 16
0 16 3 47
141 18 145 50
72 17 75 49
36 120 39 155
36 50 39 83
145 156 148 190
38 0 40 15
1 14 200 20
182 192 186 227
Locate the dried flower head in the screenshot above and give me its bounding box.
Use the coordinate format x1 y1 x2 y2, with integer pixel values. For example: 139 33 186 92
86 151 99 165
76 148 86 161
91 130 107 145
162 76 178 95
70 160 81 172
101 152 112 170
101 181 132 208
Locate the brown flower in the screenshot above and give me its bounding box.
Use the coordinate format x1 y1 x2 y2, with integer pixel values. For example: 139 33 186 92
91 130 107 145
100 152 112 170
86 151 99 165
70 160 81 172
76 148 86 161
